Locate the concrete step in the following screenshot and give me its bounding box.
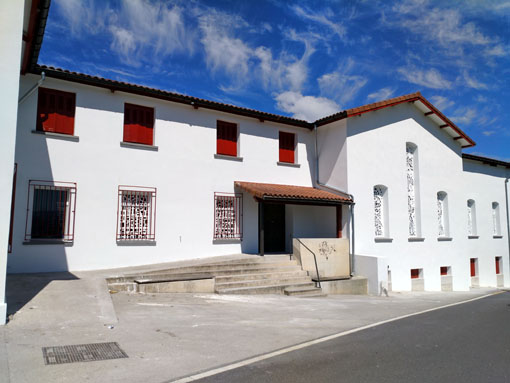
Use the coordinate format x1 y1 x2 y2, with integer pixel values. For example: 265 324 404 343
284 286 324 297
217 282 315 295
215 276 312 290
215 270 308 283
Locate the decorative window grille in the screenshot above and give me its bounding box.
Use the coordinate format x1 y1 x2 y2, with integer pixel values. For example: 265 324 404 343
116 186 156 241
492 202 501 236
214 193 242 240
406 144 417 236
467 199 476 236
437 192 448 237
374 185 387 237
24 180 77 241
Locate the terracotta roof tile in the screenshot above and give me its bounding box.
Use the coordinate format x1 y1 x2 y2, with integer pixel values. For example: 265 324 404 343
234 181 352 203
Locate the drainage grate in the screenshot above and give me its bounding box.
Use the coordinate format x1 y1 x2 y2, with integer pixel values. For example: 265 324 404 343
42 342 128 365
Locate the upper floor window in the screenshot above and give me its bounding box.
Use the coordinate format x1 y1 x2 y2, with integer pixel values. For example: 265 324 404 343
37 87 76 135
24 180 77 242
437 192 449 237
492 202 501 236
217 120 238 157
279 131 296 164
116 186 156 241
374 185 389 237
467 199 477 236
123 103 154 146
406 143 421 237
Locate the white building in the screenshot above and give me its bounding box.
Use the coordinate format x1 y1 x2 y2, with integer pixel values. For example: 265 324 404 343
2 0 510 325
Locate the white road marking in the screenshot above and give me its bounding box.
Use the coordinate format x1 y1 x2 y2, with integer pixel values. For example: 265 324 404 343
170 291 503 383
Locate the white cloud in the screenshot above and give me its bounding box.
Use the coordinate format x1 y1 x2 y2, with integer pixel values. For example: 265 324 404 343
54 0 107 35
429 95 454 111
291 5 346 39
462 71 488 90
275 91 340 122
397 66 452 89
482 130 496 136
450 108 477 125
367 87 396 102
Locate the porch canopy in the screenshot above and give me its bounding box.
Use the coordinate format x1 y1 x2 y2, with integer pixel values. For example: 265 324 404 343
234 181 353 255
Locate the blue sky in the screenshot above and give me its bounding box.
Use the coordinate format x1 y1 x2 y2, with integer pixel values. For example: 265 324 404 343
40 0 510 160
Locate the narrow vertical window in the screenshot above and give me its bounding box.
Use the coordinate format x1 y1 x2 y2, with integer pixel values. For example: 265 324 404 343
217 120 238 157
495 257 502 275
374 185 389 237
406 143 420 237
123 103 154 146
437 192 449 237
279 131 296 163
492 202 501 236
116 186 156 241
467 199 477 236
37 87 76 135
470 258 477 277
214 193 243 240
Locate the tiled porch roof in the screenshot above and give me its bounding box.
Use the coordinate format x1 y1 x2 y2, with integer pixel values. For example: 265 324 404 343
234 181 353 205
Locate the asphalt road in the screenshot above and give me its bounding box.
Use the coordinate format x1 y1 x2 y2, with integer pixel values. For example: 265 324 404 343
196 292 510 383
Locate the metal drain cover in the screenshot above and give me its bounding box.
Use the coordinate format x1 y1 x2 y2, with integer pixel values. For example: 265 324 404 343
42 342 128 365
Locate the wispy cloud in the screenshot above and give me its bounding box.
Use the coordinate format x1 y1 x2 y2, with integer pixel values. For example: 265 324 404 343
275 91 339 122
450 107 478 125
290 5 346 39
318 58 367 106
367 87 396 102
462 71 488 90
397 66 452 89
429 95 454 111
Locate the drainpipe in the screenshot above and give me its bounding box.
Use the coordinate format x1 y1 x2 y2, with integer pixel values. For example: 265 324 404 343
314 124 356 276
505 178 510 277
18 72 45 105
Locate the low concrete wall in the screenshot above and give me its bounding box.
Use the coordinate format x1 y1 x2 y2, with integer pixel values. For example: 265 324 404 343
355 254 388 295
293 238 350 278
321 277 368 295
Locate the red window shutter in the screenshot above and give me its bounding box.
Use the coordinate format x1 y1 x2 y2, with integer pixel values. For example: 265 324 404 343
217 120 237 156
124 103 154 145
279 131 295 163
495 258 500 274
410 269 420 279
37 88 75 135
470 259 476 277
440 267 448 276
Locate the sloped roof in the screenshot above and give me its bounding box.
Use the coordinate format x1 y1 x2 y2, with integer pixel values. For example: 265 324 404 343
234 181 353 205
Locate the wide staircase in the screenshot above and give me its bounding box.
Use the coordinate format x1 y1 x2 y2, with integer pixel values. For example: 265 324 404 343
107 255 324 297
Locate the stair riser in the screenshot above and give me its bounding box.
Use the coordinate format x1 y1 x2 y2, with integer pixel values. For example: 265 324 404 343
215 271 307 283
136 262 299 275
217 282 315 295
284 289 322 296
215 277 312 289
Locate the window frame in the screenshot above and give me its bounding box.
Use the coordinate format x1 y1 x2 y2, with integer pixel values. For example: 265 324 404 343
37 87 76 136
216 120 239 157
116 185 157 242
24 180 77 243
123 103 155 146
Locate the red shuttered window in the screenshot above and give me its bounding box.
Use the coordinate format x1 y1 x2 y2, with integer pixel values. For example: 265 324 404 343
410 269 420 279
37 87 76 135
470 258 477 277
124 103 154 146
279 131 295 163
217 120 238 157
440 266 449 276
495 257 501 275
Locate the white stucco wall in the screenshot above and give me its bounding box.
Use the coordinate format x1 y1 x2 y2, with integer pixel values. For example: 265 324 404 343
341 103 509 291
9 75 337 272
0 0 25 324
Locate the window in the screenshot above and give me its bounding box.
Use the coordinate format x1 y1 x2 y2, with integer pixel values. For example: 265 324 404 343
374 185 389 237
214 193 242 240
406 143 421 237
492 202 501 236
217 120 238 157
495 257 502 275
437 192 449 237
123 103 154 146
440 266 450 276
279 131 296 163
37 87 76 135
116 186 156 241
470 258 477 277
24 180 77 242
410 268 422 279
467 199 477 236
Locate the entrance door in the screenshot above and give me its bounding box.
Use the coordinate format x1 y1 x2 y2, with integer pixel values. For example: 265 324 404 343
263 203 285 253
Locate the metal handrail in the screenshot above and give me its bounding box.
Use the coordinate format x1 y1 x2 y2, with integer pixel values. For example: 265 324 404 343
295 238 321 288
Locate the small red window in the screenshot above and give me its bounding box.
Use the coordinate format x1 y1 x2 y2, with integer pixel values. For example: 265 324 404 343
470 258 477 277
411 269 420 279
124 103 154 146
279 131 295 163
440 266 448 276
495 257 501 275
217 120 238 157
37 87 76 135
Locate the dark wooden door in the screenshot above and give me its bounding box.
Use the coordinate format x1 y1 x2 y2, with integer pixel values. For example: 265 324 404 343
263 203 285 253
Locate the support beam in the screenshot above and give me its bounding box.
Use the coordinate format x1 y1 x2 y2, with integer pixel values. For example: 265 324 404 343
424 111 434 116
439 124 448 128
258 201 264 256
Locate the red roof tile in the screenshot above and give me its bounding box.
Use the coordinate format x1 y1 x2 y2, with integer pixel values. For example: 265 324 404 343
234 181 352 204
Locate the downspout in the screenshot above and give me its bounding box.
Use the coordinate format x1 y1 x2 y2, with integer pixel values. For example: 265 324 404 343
18 72 45 105
505 178 510 278
314 124 356 276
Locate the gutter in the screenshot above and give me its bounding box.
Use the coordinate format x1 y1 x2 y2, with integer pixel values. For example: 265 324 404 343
314 124 356 276
18 72 45 104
